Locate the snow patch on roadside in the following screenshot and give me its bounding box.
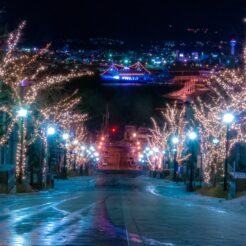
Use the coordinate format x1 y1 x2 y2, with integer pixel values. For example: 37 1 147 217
146 181 246 214
222 195 246 213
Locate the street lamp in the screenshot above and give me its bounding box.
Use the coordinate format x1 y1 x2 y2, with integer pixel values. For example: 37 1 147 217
188 131 197 140
17 108 28 118
171 136 179 181
62 133 69 141
172 136 179 144
223 113 234 124
46 126 56 187
16 107 28 183
47 126 56 136
212 138 220 144
61 132 69 179
187 131 198 192
222 112 234 191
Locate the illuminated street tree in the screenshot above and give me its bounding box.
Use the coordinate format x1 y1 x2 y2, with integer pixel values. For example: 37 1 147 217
148 102 191 171
0 22 92 184
193 48 246 184
147 118 170 170
163 103 190 165
35 91 87 183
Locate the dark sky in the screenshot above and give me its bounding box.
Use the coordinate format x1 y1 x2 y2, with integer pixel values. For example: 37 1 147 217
2 0 246 43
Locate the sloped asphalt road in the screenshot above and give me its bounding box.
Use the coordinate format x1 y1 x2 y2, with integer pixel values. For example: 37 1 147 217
0 174 246 246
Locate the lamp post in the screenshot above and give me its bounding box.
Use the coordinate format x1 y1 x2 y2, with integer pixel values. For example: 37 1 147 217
46 126 56 187
162 150 166 171
188 131 197 192
73 150 77 171
222 113 234 191
61 133 69 179
171 136 179 181
72 139 78 171
17 107 28 183
212 138 220 186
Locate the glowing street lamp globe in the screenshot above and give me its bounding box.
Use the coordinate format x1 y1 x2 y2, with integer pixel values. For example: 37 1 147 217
222 113 234 124
212 138 220 144
17 108 28 118
62 133 69 140
47 126 56 136
172 136 179 144
188 131 197 140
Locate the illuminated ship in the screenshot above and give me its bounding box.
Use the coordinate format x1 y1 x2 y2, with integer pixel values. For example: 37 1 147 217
101 62 170 85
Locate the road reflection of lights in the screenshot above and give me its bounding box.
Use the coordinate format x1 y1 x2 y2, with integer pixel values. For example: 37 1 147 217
11 234 26 246
41 204 95 245
207 207 227 214
146 185 162 197
46 221 56 232
10 196 83 225
96 201 175 246
185 203 193 207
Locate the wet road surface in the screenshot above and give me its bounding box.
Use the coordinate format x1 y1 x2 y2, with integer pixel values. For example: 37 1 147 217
0 174 246 246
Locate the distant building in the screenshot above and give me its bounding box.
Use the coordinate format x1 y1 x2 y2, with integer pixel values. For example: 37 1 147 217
97 125 150 171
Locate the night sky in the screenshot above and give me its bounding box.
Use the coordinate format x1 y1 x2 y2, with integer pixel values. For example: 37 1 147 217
2 0 246 43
